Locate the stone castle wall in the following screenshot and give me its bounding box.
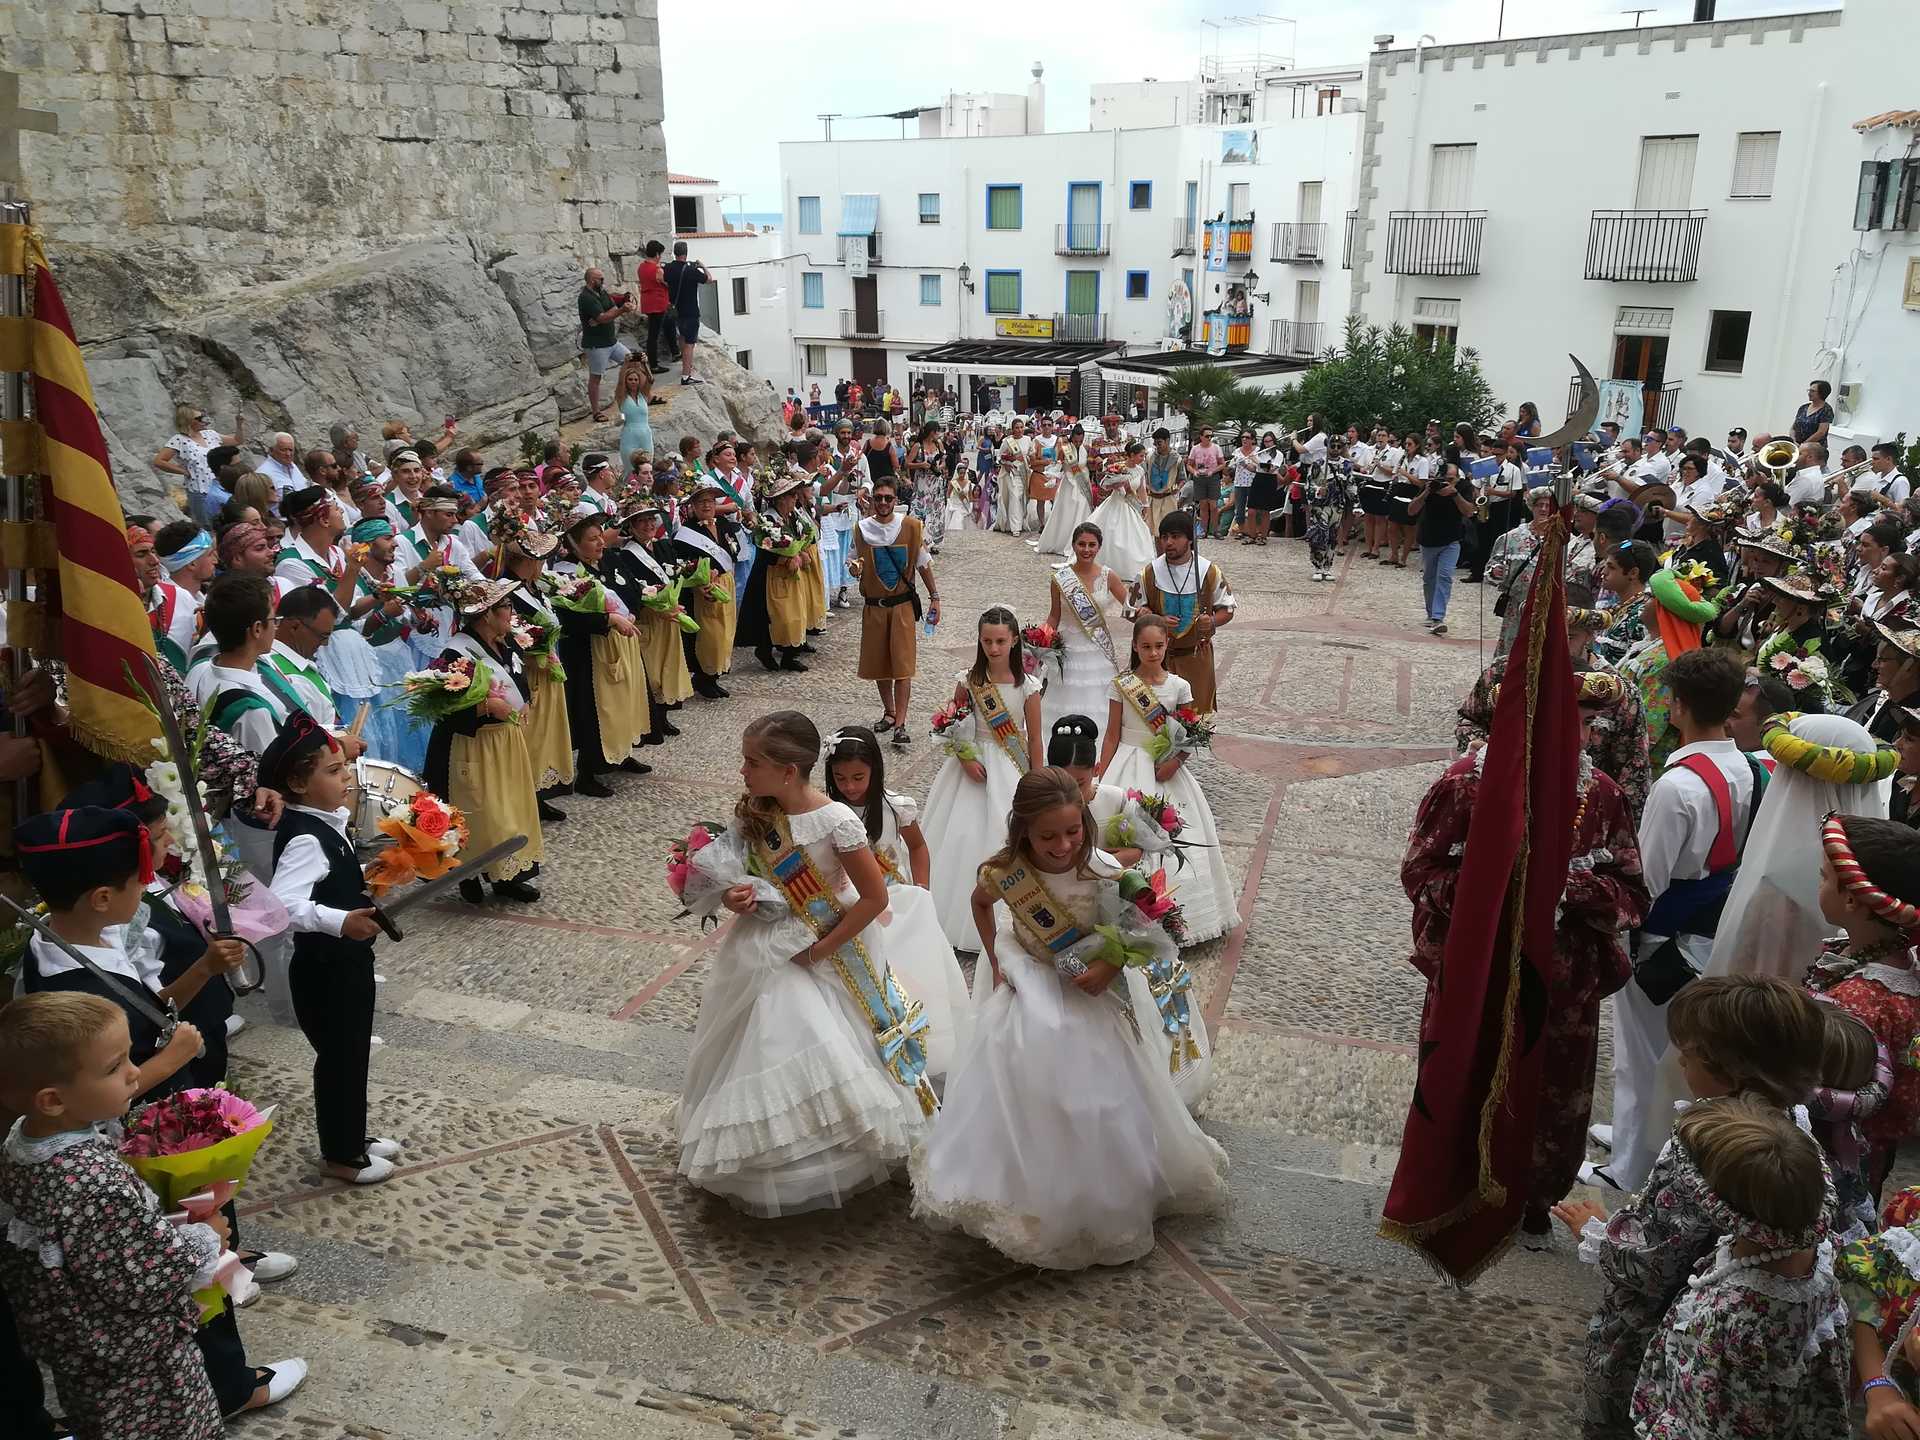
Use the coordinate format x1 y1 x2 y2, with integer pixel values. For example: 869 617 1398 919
13 0 668 292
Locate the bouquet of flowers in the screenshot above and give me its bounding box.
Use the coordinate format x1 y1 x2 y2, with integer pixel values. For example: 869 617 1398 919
666 821 794 933
543 569 607 614
121 1086 277 1322
1669 558 1725 600
1142 711 1191 765
1173 705 1215 750
508 609 566 684
1118 867 1190 945
1021 622 1066 675
363 789 470 896
930 698 978 763
1103 789 1205 871
1757 645 1840 707
687 556 733 607
394 655 518 726
751 510 808 559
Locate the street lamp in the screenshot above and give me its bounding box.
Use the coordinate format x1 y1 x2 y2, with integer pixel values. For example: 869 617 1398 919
957 262 975 295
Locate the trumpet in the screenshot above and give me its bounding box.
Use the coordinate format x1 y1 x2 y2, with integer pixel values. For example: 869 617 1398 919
1825 455 1879 492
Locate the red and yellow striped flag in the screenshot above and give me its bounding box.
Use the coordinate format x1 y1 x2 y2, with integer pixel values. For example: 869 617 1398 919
0 226 157 761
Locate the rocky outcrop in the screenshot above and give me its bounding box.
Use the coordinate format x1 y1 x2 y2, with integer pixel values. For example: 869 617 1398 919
71 239 785 518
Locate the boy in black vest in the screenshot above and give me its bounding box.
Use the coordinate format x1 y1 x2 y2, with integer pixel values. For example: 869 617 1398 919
260 715 398 1185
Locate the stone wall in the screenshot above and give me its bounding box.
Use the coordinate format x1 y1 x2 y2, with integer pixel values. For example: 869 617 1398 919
12 0 668 288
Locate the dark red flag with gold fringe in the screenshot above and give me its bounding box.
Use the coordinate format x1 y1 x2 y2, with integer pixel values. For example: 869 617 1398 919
1379 511 1582 1283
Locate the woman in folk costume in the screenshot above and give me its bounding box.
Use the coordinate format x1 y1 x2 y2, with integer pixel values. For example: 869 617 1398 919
1096 613 1238 946
1085 439 1157 583
911 767 1229 1269
1137 510 1234 716
1031 422 1092 557
793 472 829 635
995 418 1031 535
677 711 934 1215
921 608 1045 950
822 726 974 1077
738 469 816 675
547 508 652 796
604 499 690 747
1042 522 1131 733
327 515 429 771
670 480 740 701
424 578 544 903
492 514 575 819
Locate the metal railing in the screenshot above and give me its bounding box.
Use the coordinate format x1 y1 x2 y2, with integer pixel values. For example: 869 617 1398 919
1050 312 1107 343
1382 210 1487 276
1343 210 1357 270
1269 319 1325 357
1567 374 1682 432
1055 223 1111 255
1584 210 1707 283
839 308 885 339
1271 221 1327 263
1172 219 1197 255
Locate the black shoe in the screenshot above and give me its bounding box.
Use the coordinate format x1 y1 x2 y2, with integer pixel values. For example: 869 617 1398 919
780 654 810 673
537 783 569 801
667 701 684 711
618 757 651 775
640 731 665 746
709 681 730 698
575 773 614 798
1461 575 1483 585
804 630 824 639
755 646 779 672
796 641 818 654
658 716 681 735
490 877 541 903
459 878 485 906
892 727 911 747
537 798 567 823
694 679 724 699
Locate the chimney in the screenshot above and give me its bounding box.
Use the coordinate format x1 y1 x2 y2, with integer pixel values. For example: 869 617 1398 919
1027 61 1046 135
1692 0 1716 20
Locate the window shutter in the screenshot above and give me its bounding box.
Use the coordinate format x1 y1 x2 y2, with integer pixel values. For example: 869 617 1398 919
985 272 1020 313
1729 132 1779 198
918 192 940 223
798 196 821 234
802 273 823 308
920 274 941 305
1857 162 1888 231
987 187 1022 230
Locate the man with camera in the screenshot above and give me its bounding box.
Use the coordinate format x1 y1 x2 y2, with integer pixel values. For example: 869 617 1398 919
1405 452 1477 636
661 241 712 388
578 266 634 422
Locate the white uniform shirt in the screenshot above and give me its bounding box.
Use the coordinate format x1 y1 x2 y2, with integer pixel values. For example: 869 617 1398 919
1787 466 1830 507
1638 738 1756 963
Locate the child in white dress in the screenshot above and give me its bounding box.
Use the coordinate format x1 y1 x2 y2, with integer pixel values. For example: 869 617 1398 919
922 607 1045 949
912 767 1229 1268
1085 440 1158 581
1097 614 1239 945
824 726 974 1079
1041 525 1131 733
677 711 935 1216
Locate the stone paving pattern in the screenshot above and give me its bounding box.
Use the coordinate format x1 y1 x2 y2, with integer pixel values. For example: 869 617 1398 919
214 519 1614 1438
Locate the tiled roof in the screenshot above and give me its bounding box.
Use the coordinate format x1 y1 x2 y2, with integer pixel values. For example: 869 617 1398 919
1854 110 1920 133
668 172 719 185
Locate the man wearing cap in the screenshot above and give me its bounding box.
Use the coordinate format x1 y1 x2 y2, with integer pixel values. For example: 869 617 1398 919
853 474 939 745
148 521 215 669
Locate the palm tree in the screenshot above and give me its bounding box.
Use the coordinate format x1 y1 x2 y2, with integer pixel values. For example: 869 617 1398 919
1155 365 1239 432
1211 385 1281 438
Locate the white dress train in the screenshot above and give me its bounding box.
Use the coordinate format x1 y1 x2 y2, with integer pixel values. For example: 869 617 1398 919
922 671 1045 949
911 852 1229 1269
1102 671 1238 945
1031 473 1092 556
1042 564 1125 734
871 791 975 1078
677 802 932 1216
1086 471 1157 583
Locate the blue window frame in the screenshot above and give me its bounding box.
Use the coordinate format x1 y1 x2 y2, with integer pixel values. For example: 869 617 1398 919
919 273 941 305
797 196 821 234
1125 270 1149 300
1129 181 1152 210
801 272 824 308
985 185 1022 230
983 269 1021 315
918 192 941 223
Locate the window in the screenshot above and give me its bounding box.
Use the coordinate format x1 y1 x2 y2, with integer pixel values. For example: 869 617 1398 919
918 192 940 224
730 276 748 315
672 195 698 234
1730 131 1780 199
804 343 827 376
1124 270 1149 300
1856 159 1919 231
802 272 823 309
986 185 1022 230
1635 135 1699 209
919 273 942 306
1427 144 1476 209
984 270 1021 314
1129 181 1152 211
797 195 821 234
1704 310 1750 373
736 350 751 371
1413 297 1460 352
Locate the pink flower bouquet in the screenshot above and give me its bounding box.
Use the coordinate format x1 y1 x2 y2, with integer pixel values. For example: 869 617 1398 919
666 822 787 927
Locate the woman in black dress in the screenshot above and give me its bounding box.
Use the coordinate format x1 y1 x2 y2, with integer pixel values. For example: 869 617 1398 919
1245 429 1284 547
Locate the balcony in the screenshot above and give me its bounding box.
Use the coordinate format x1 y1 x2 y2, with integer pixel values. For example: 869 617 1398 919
1584 210 1707 283
1271 222 1327 264
1055 223 1111 256
841 232 882 265
1172 219 1198 255
1269 319 1325 358
1201 310 1252 353
1203 216 1256 263
1568 374 1682 432
1050 312 1108 343
839 308 885 340
1342 210 1357 271
1382 210 1487 276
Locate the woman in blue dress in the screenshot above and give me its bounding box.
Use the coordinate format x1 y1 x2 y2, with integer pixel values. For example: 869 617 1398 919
616 360 655 474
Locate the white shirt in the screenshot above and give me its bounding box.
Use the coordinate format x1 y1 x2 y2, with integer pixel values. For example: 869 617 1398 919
1665 473 1727 542
1374 445 1403 479
1638 739 1756 958
148 580 201 658
263 639 338 729
1786 466 1830 507
1350 441 1375 471
398 526 483 581
1613 454 1666 501
186 661 294 755
275 534 344 588
269 805 355 938
256 455 302 499
1299 432 1328 466
1858 469 1914 505
1149 554 1235 613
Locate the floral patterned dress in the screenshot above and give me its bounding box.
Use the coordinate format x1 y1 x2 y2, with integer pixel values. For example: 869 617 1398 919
1628 1240 1850 1440
0 1122 224 1440
1806 948 1920 1187
1837 1186 1920 1354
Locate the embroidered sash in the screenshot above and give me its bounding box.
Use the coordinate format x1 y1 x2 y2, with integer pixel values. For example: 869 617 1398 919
674 523 735 574
1114 669 1170 737
1055 566 1119 671
968 678 1030 772
747 812 937 1115
984 859 1139 1040
1146 955 1204 1075
622 540 670 585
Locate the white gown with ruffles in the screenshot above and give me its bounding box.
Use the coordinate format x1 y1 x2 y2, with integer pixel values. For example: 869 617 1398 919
911 852 1229 1269
922 672 1044 949
1102 671 1238 946
677 801 932 1216
871 791 975 1078
1042 564 1125 734
1085 470 1158 582
1030 472 1092 556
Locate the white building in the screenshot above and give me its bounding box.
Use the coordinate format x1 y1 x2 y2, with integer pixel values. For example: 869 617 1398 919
652 173 792 391
1350 0 1918 448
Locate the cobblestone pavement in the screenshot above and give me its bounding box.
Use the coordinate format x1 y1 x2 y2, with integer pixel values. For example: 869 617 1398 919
221 518 1612 1439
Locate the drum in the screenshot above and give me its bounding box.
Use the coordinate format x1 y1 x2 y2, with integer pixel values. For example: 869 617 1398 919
351 758 424 844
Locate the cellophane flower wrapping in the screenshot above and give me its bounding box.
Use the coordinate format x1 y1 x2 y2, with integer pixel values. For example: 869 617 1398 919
363 790 470 896
1143 712 1191 764
395 656 494 723
668 824 795 934
929 699 979 763
172 877 289 946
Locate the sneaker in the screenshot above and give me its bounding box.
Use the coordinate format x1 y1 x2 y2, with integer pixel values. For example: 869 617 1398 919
1310 572 1323 583
225 1013 246 1041
1577 1160 1625 1192
366 1137 402 1160
1432 622 1448 636
323 1155 396 1185
245 1251 300 1283
260 1359 310 1408
1588 1123 1614 1151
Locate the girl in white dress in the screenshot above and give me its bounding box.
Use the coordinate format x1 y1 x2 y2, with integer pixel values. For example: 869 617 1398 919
1031 424 1093 556
824 726 975 1078
1042 524 1131 733
912 767 1230 1269
922 608 1045 949
1085 439 1158 582
1097 614 1239 946
677 711 934 1216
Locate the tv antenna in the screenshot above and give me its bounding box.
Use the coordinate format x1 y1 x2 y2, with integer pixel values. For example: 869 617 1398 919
817 113 842 140
1620 8 1655 26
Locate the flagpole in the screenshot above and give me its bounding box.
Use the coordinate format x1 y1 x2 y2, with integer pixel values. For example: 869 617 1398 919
0 188 34 820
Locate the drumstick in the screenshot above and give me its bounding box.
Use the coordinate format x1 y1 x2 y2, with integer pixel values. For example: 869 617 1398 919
349 702 371 738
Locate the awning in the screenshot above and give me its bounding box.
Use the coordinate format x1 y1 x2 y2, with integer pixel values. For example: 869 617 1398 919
1093 347 1311 390
904 339 1124 379
838 194 879 237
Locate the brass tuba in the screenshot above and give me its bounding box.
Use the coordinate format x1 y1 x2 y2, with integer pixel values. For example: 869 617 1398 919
1753 437 1799 481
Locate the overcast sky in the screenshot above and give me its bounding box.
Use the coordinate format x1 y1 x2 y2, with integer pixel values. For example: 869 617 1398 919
659 0 1837 210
